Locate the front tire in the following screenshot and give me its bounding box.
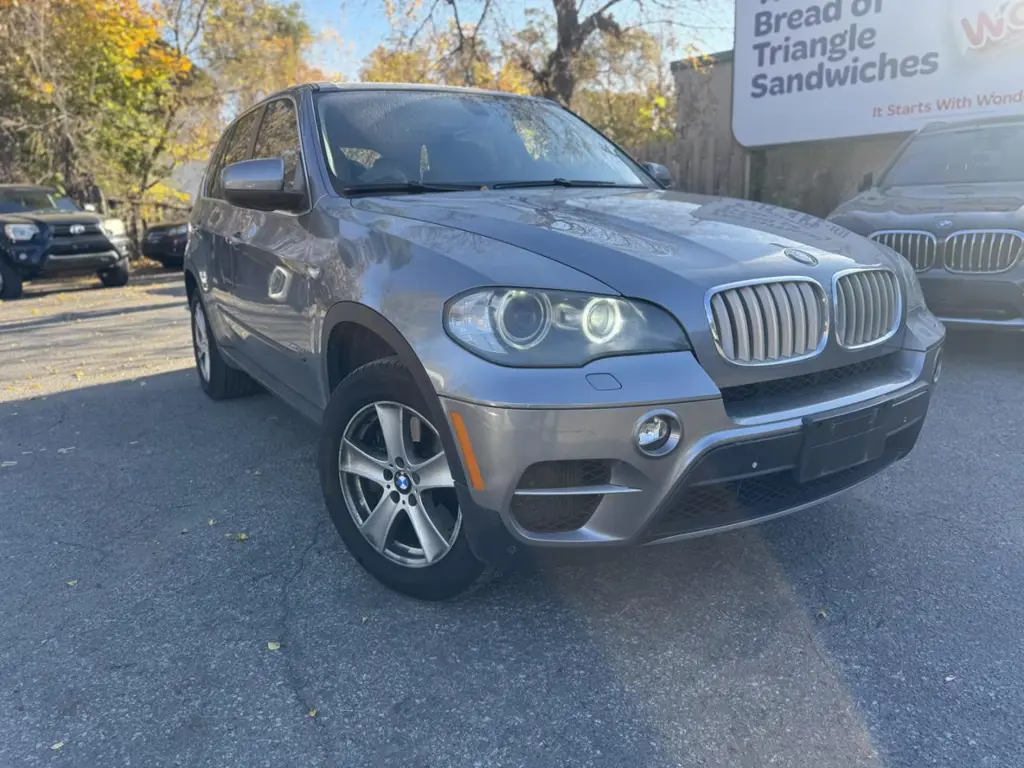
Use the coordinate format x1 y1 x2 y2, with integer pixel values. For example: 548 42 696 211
189 295 258 399
99 258 130 288
0 259 24 300
319 358 488 600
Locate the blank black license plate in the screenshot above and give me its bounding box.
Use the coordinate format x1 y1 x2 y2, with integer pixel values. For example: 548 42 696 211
798 403 889 482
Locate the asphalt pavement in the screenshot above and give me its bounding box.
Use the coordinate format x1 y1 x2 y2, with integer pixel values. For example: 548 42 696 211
1 272 1023 767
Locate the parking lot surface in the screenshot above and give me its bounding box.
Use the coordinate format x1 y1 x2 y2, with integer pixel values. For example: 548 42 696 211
1 274 1023 767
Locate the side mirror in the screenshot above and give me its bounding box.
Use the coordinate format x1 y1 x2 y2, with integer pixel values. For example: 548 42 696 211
222 158 304 211
642 162 673 189
858 172 874 193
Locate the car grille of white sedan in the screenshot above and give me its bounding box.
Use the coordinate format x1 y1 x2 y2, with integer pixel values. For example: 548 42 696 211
708 279 827 365
834 269 901 349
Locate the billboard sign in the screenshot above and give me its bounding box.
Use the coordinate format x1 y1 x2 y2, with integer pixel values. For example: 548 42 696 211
732 0 1024 147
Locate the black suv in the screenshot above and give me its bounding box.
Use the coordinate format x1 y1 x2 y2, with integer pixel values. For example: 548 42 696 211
0 184 131 299
829 117 1024 330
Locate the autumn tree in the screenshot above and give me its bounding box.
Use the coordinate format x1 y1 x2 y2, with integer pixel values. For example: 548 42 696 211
0 0 193 197
377 0 716 107
0 0 335 223
571 27 676 146
361 22 527 93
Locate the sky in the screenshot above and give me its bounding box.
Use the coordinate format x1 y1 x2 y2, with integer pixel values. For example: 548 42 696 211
298 0 736 79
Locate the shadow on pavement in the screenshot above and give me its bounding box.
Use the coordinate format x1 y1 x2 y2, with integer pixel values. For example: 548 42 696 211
0 301 185 333
0 368 883 768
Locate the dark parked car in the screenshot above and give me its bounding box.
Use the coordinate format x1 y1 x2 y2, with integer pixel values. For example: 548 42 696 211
185 83 944 599
142 221 188 269
829 116 1024 330
0 184 131 300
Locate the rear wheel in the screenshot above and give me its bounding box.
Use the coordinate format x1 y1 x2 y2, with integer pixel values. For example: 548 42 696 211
189 295 258 399
99 258 130 288
0 259 24 300
319 358 488 600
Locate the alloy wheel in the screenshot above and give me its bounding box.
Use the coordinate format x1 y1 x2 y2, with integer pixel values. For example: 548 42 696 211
192 302 211 382
338 401 460 567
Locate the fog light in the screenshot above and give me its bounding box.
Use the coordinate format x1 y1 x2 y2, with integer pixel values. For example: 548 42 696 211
634 410 681 457
17 252 28 261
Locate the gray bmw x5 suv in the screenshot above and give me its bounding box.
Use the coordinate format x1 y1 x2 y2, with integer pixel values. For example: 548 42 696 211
185 82 945 599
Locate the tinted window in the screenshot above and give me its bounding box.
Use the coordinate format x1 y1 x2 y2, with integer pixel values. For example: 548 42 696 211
207 111 260 199
0 189 61 213
253 99 304 193
314 90 649 192
882 125 1024 186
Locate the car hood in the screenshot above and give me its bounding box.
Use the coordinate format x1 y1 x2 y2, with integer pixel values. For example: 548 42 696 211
830 182 1024 234
0 210 102 227
355 188 892 302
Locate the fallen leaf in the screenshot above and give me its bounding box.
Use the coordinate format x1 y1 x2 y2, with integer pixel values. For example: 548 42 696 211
816 608 829 620
129 441 139 446
308 708 318 718
1 461 17 468
945 675 957 683
207 519 216 526
66 580 78 587
361 616 368 624
57 447 75 454
267 641 281 651
180 528 189 535
227 532 249 541
51 741 64 750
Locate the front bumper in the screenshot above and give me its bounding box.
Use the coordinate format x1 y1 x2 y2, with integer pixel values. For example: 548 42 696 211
442 342 942 564
40 249 124 276
919 269 1024 330
5 242 126 278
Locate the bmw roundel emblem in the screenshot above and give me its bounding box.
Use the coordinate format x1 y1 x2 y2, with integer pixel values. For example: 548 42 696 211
784 248 818 266
395 473 411 492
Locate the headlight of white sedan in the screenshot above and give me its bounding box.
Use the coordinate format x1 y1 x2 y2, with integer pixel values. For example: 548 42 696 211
4 223 39 242
167 224 188 236
444 288 690 367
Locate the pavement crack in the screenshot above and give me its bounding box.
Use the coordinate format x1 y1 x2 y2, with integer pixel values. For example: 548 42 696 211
274 519 331 765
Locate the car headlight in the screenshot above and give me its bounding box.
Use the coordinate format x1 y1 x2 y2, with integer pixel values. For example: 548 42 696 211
444 288 690 367
4 223 39 242
167 224 188 237
102 218 126 238
879 244 926 312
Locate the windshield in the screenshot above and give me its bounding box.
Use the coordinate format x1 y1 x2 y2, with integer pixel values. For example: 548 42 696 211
881 125 1024 187
314 90 650 194
0 188 72 214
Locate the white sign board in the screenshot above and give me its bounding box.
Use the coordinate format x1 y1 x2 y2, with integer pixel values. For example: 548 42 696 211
732 0 1024 147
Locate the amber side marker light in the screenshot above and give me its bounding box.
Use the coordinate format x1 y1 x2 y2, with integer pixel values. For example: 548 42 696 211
449 411 486 490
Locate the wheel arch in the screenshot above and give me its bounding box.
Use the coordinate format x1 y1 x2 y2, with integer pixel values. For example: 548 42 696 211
320 301 469 488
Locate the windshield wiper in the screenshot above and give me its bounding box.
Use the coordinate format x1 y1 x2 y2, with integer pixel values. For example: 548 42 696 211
341 181 481 196
491 178 647 190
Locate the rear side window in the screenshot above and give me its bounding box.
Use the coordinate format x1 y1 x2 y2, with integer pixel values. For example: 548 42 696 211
253 99 305 194
206 111 260 199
